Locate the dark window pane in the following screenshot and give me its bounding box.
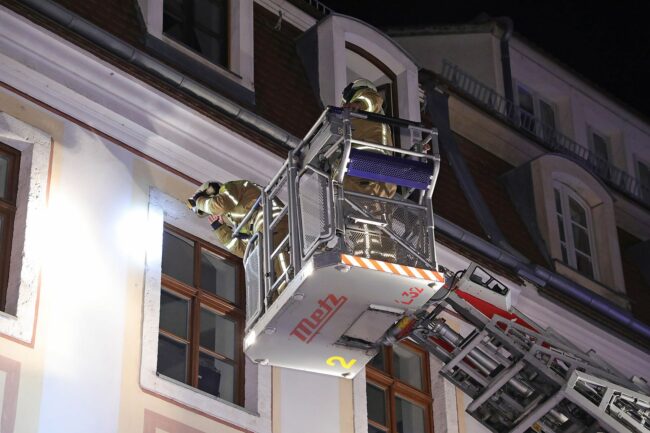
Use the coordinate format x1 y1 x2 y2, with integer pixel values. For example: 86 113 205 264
198 352 235 402
366 383 387 425
162 230 194 286
393 344 423 390
200 248 236 302
576 252 594 279
638 161 650 201
572 225 592 255
554 189 562 214
369 348 385 371
200 308 235 358
395 397 426 433
368 425 385 433
557 216 566 242
159 290 190 338
157 334 188 383
195 29 227 65
539 100 556 129
518 87 534 114
0 155 9 199
592 132 609 162
561 244 568 263
193 0 227 34
568 197 587 227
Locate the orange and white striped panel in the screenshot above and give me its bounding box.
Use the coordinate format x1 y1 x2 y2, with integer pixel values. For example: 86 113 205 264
341 254 445 283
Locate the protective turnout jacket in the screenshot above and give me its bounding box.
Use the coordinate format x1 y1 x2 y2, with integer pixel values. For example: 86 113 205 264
195 180 263 258
345 87 397 198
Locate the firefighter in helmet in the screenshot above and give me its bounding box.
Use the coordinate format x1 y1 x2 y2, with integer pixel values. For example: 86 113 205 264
338 79 398 261
187 180 289 292
340 78 397 198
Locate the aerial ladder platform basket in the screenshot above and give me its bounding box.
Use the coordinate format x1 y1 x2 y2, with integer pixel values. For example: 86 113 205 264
238 107 445 378
235 107 650 432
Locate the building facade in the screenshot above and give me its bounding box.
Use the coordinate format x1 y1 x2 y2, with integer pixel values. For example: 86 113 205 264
0 1 648 433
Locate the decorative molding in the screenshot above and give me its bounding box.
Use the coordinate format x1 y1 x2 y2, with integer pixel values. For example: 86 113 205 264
0 354 21 433
140 188 271 433
0 5 282 188
0 112 51 345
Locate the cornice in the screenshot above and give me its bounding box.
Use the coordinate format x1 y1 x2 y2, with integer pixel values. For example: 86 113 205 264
0 5 283 186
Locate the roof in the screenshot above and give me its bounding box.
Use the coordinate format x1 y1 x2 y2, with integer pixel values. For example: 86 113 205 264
385 21 650 128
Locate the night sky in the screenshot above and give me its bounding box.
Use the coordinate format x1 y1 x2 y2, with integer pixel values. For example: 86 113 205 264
321 0 650 118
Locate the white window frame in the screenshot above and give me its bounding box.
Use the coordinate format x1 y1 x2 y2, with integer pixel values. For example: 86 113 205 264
138 0 255 91
587 125 611 162
553 181 600 281
140 188 271 432
0 113 51 345
514 82 558 137
314 14 421 123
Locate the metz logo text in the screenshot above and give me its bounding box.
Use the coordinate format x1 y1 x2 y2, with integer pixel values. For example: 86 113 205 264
290 294 348 343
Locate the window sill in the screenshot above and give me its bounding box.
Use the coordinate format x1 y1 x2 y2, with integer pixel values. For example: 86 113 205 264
553 260 630 310
145 35 256 106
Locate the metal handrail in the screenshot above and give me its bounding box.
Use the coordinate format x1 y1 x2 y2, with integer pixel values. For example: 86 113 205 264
440 60 650 208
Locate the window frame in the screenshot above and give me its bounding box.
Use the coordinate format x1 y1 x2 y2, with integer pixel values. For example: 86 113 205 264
0 142 21 311
162 0 230 69
366 340 433 433
553 181 600 281
140 188 272 431
159 223 246 405
514 82 558 141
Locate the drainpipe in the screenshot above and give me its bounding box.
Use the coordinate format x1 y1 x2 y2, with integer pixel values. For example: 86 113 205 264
19 0 301 151
494 17 514 107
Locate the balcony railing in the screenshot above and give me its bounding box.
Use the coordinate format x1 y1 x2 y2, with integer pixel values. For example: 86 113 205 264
441 60 650 208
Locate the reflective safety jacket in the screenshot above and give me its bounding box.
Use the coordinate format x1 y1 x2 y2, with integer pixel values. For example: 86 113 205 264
349 87 393 149
195 180 286 258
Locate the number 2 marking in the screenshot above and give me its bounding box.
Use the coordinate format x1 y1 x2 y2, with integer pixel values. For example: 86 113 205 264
326 356 357 369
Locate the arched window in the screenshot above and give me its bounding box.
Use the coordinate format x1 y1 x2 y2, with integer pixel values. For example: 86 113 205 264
553 182 599 280
346 43 397 117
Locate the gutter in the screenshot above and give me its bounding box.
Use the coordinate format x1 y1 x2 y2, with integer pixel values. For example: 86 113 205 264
17 0 650 343
19 0 301 151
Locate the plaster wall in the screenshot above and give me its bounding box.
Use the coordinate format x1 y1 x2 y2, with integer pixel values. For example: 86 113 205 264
393 33 502 95
509 38 650 184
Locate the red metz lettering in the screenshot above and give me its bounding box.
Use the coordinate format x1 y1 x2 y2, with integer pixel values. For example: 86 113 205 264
290 294 347 343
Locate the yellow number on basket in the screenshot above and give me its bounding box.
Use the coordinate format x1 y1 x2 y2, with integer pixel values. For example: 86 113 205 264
326 356 357 369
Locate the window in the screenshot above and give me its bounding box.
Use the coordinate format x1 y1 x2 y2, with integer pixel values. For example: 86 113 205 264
588 128 611 178
516 85 557 142
638 160 650 202
553 183 598 280
346 43 397 118
158 224 245 405
0 142 20 311
366 342 433 433
163 0 228 67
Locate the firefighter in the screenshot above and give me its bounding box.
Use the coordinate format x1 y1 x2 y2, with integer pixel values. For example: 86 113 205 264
338 79 398 261
340 78 397 198
187 180 289 292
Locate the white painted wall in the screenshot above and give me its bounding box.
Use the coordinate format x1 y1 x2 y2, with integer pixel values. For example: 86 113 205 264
393 32 503 95
510 37 650 187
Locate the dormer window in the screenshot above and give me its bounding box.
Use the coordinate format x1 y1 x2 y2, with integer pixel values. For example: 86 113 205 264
163 0 228 67
553 183 598 280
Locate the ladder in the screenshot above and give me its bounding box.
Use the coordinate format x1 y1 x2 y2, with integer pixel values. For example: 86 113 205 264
405 266 650 433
